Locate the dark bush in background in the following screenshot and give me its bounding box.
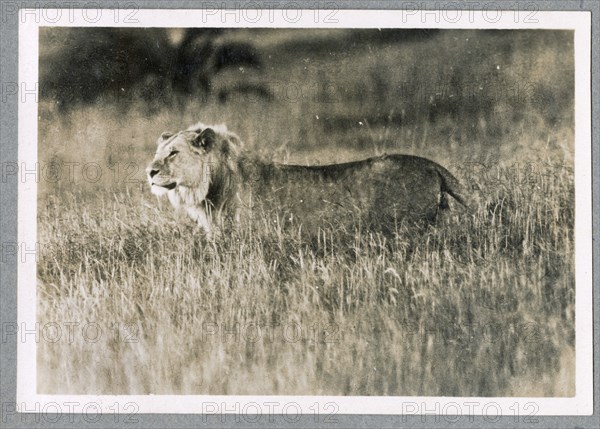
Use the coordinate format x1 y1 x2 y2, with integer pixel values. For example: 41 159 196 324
40 28 264 109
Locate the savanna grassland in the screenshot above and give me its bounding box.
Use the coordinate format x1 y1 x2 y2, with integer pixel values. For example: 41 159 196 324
37 29 575 396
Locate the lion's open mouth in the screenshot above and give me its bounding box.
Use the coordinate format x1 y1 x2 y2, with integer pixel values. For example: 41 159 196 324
153 182 177 190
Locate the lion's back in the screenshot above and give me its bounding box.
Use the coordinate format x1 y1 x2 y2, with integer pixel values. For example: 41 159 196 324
251 154 459 231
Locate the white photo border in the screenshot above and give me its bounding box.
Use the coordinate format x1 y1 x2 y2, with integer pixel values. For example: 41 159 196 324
16 8 593 416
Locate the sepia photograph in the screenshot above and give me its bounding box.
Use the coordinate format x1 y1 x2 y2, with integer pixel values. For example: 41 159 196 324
12 6 593 418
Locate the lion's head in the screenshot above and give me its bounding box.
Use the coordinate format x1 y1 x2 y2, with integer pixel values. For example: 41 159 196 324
146 123 242 207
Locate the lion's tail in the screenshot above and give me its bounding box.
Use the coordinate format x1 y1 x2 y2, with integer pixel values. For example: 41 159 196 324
435 165 470 209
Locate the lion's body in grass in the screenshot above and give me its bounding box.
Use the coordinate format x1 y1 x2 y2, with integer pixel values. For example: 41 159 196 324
147 123 469 237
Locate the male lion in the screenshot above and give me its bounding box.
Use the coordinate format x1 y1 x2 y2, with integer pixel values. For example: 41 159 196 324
147 122 469 237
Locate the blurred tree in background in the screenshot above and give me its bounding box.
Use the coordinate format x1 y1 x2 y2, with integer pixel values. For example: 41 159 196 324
40 28 263 110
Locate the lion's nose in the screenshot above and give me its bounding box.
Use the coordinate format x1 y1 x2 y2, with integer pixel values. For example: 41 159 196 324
149 169 159 178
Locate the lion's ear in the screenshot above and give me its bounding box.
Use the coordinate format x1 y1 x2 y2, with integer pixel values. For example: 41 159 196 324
192 128 217 151
160 131 174 142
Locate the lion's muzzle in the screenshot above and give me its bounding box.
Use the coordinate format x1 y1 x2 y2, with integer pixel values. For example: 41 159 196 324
147 164 177 195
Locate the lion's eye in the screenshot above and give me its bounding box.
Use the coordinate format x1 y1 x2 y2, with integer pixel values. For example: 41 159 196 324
167 150 179 159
